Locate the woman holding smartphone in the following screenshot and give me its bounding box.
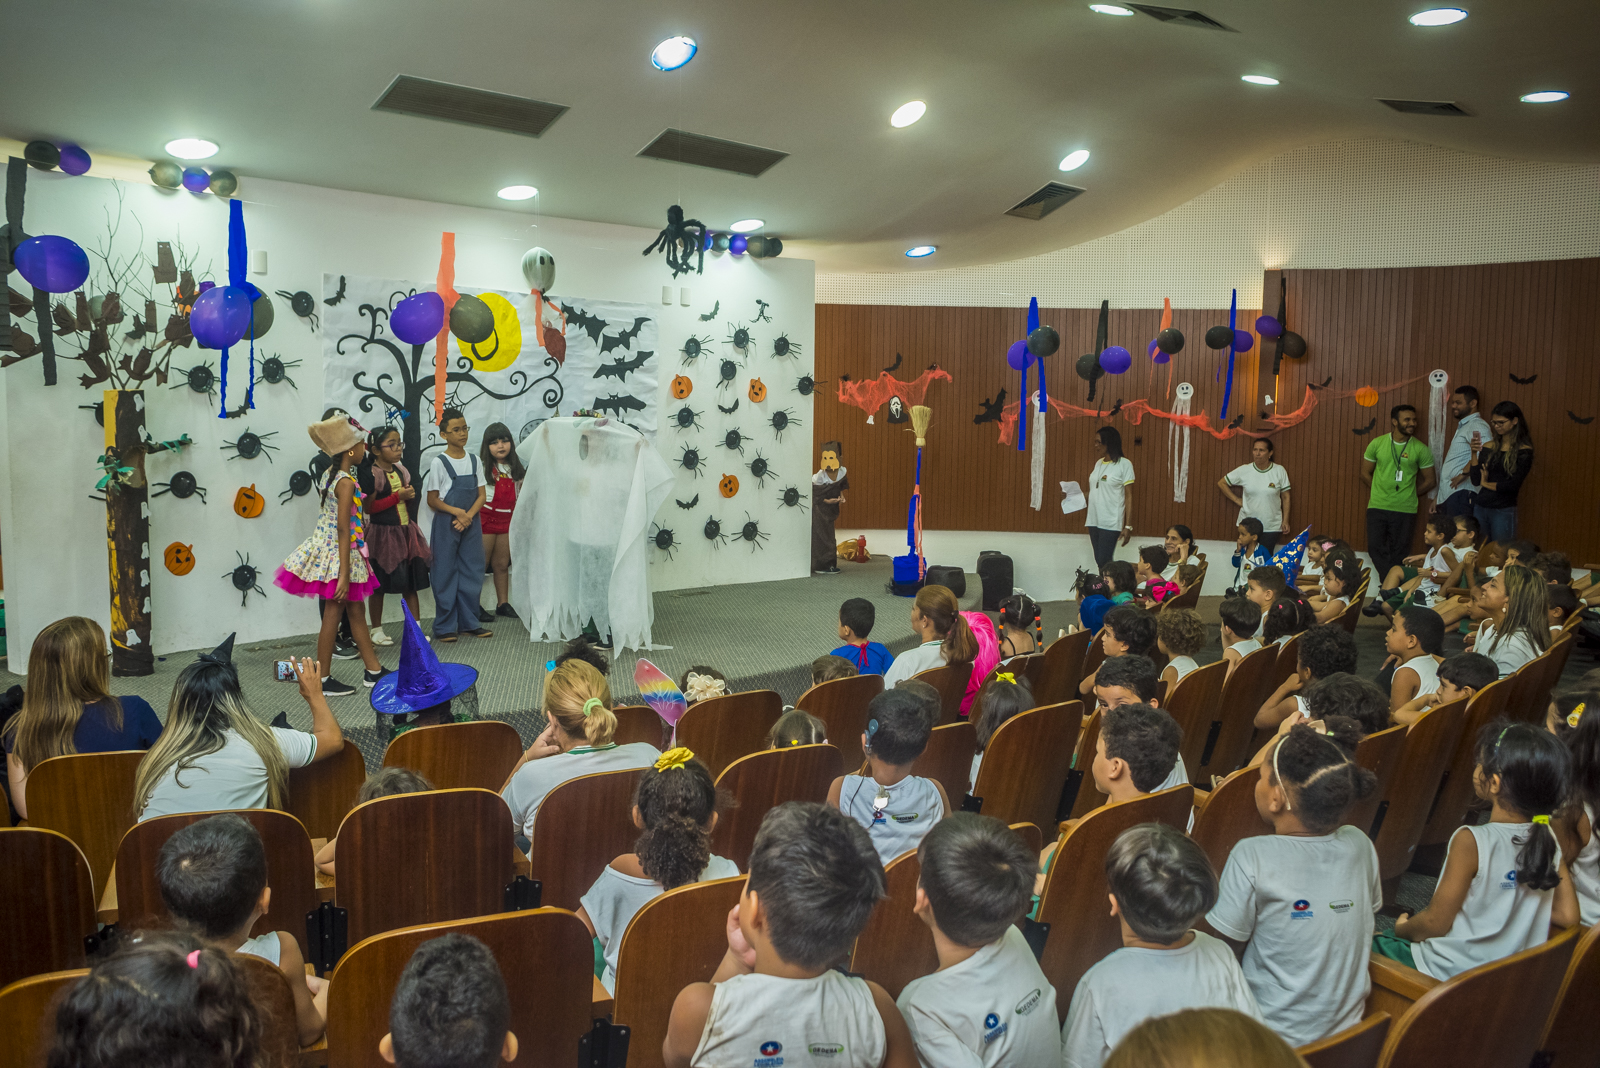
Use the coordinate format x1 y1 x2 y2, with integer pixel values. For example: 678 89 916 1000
1470 401 1534 543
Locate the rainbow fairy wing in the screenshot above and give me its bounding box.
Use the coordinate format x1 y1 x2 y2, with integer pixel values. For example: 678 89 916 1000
634 658 688 727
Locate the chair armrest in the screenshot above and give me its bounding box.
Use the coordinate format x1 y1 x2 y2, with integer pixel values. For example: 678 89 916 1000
591 975 614 1019
1365 951 1438 1019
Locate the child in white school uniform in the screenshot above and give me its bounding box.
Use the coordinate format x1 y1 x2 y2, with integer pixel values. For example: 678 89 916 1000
1205 717 1381 1048
1156 608 1206 698
1547 691 1600 927
1219 597 1263 683
897 814 1059 1067
1060 823 1262 1068
829 688 952 866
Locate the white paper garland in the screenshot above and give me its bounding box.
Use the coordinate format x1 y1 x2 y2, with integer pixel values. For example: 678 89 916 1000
1427 369 1448 502
1169 382 1194 502
1029 390 1046 511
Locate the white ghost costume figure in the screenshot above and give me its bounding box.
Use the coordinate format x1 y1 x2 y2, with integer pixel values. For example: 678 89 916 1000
1170 382 1194 502
1427 369 1449 502
509 417 674 650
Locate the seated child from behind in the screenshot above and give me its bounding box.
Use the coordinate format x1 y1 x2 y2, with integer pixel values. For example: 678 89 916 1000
833 596 896 676
1256 625 1358 731
1250 673 1388 767
1547 584 1578 633
157 813 327 1046
1079 604 1158 696
1219 597 1263 681
812 654 860 686
1157 607 1206 696
1136 546 1181 603
1079 561 1137 634
1175 562 1202 592
315 766 433 876
829 688 952 865
970 674 1035 791
1392 651 1497 727
768 709 828 749
679 666 728 705
381 933 516 1068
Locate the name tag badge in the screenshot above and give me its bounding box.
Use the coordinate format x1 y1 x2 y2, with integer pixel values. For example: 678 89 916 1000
1395 469 1404 484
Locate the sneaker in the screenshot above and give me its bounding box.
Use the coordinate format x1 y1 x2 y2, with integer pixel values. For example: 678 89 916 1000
477 605 495 624
369 626 393 647
363 668 391 688
496 602 519 619
465 627 494 639
332 640 360 660
321 676 356 697
434 632 459 643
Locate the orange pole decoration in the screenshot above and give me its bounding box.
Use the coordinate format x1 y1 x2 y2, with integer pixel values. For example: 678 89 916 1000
433 232 458 426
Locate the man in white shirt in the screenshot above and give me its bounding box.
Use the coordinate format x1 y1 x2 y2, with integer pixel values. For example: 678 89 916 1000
1438 385 1490 518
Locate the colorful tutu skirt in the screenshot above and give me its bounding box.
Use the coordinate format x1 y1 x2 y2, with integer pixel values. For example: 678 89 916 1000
275 475 381 601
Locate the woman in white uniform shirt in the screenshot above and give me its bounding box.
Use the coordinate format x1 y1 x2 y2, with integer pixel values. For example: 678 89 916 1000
1085 426 1135 569
1217 438 1292 554
1162 525 1201 582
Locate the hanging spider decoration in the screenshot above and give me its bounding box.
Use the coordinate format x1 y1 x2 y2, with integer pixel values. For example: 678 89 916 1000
171 361 217 398
771 333 802 360
679 444 707 478
226 552 267 607
796 373 816 397
753 299 772 323
151 470 208 503
721 428 746 455
641 205 707 278
279 469 314 504
703 515 728 546
738 513 770 551
680 335 714 363
673 405 703 431
274 289 320 331
308 452 332 484
718 359 739 389
769 408 800 440
255 355 302 389
717 399 739 415
777 485 808 511
725 323 753 353
746 452 775 486
651 524 678 560
221 428 279 463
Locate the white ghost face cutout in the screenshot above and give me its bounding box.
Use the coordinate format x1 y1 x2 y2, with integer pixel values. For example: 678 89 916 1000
1429 369 1449 388
887 396 907 424
1175 382 1195 402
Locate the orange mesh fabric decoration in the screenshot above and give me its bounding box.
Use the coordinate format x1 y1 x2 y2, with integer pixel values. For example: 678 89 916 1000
433 232 457 426
836 367 951 421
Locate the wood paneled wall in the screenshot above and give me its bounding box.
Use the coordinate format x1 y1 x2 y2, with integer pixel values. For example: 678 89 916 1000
815 256 1600 562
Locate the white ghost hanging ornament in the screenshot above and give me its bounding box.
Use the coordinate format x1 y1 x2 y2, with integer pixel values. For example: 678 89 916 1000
1427 369 1449 502
1170 382 1194 502
521 247 556 293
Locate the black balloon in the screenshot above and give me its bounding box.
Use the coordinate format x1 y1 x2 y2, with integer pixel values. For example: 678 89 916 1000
245 293 274 340
1156 328 1185 354
449 293 494 344
1075 352 1105 381
1204 325 1234 350
1280 331 1308 358
149 160 183 189
24 141 59 171
1027 325 1060 358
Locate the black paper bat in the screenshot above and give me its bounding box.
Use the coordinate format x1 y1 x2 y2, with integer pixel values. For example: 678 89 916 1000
593 394 647 416
1353 417 1377 435
1509 373 1538 385
698 300 720 322
973 389 1008 425
560 303 609 343
324 275 347 306
883 352 902 374
599 317 651 355
675 494 700 509
592 350 653 381
1310 376 1334 390
717 400 739 414
1226 413 1245 430
1568 411 1595 425
1107 399 1124 418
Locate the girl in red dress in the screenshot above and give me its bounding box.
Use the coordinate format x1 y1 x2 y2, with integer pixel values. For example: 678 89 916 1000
479 422 525 619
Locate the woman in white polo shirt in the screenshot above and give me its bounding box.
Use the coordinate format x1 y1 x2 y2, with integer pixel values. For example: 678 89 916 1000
1218 438 1292 554
1085 426 1135 568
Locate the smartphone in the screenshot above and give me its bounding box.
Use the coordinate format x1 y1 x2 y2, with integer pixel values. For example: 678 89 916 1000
275 660 296 682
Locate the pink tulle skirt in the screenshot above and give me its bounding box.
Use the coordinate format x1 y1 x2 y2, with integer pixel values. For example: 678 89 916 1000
273 566 382 602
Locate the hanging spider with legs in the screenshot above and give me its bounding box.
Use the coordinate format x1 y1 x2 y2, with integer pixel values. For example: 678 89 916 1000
225 552 267 607
254 354 302 390
795 373 818 397
152 470 208 504
745 451 776 487
171 361 217 399
771 333 802 360
717 359 740 390
703 515 728 548
641 205 707 278
720 428 747 456
680 335 714 364
279 469 314 504
671 405 703 432
725 323 754 353
274 289 320 331
776 485 808 512
221 428 279 463
650 524 678 560
738 513 770 551
679 444 707 478
769 408 801 441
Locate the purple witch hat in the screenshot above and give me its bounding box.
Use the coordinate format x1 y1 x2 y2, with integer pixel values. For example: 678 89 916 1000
370 601 478 714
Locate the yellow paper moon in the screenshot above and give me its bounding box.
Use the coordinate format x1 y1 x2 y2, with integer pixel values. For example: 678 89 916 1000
456 292 522 372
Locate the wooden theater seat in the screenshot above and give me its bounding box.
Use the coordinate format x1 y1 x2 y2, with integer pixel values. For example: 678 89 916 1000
287 741 368 843
612 704 670 749
1189 765 1272 875
1033 628 1093 707
1270 632 1305 693
1535 919 1600 1068
1065 709 1107 820
711 744 843 870
1417 676 1510 848
969 701 1082 829
235 953 303 1068
1197 646 1278 782
380 720 521 792
912 663 975 726
527 768 646 912
0 968 87 1068
1297 1012 1392 1068
916 721 978 807
848 851 937 999
0 829 95 990
1372 697 1467 903
675 690 783 777
1345 723 1408 836
24 750 143 901
795 672 884 772
1161 659 1227 781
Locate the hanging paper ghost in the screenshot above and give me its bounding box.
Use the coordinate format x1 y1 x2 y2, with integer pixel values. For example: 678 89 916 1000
1427 369 1449 500
1169 382 1194 502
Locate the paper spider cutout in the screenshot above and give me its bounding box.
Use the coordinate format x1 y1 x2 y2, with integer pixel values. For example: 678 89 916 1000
279 469 314 503
703 515 728 546
754 299 772 324
771 333 801 360
796 374 816 397
274 289 320 331
738 514 770 551
172 361 217 398
650 524 679 559
152 470 207 503
726 323 753 352
642 205 707 278
777 485 808 511
721 428 746 455
255 355 301 389
769 408 800 440
679 444 707 477
681 335 713 363
222 428 279 462
746 452 775 486
673 405 703 431
718 359 739 389
226 551 267 606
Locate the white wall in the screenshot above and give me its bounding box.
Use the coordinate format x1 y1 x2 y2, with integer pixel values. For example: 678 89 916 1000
1 173 814 665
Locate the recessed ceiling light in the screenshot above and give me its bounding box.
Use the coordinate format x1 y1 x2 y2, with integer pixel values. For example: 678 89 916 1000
651 36 698 71
1241 75 1280 86
164 138 219 160
729 219 764 233
890 101 927 128
1521 90 1570 103
497 185 538 201
905 245 937 258
1409 7 1467 26
1089 4 1136 14
1058 149 1091 172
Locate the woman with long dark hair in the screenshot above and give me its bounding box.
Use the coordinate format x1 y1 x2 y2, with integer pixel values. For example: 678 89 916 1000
1469 400 1533 542
1085 426 1135 568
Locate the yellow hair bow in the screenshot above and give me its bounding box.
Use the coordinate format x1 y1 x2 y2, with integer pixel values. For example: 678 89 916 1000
1569 702 1586 728
655 747 695 772
994 672 1016 685
1532 814 1551 825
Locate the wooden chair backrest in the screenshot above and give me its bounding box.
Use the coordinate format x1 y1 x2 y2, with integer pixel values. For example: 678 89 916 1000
1298 1012 1392 1068
235 953 301 1068
971 701 1083 829
1067 710 1107 820
711 745 843 870
1165 581 1202 611
984 654 1043 688
675 689 783 778
1190 766 1272 875
0 968 86 1068
1162 659 1228 780
1337 594 1364 634
286 741 368 842
380 720 522 792
613 877 745 1068
848 851 937 1000
1035 785 1195 1022
1345 724 1409 835
0 830 94 990
917 722 977 808
794 672 884 772
327 909 592 1068
1420 675 1511 846
1372 697 1468 883
335 789 514 946
527 769 646 912
1034 628 1093 706
1376 924 1579 1068
1519 636 1574 726
1537 920 1600 1068
612 705 669 749
116 809 318 958
1272 632 1305 692
24 750 143 901
1079 634 1109 689
1010 821 1044 854
1199 646 1281 781
913 663 976 726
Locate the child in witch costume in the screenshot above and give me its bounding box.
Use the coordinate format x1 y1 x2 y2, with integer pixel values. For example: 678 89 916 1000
812 441 849 575
274 415 387 697
357 425 431 647
424 408 492 642
368 601 479 742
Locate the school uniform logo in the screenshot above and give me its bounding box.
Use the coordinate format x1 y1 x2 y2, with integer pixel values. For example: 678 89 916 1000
1328 899 1354 914
1015 989 1042 1016
982 1012 1009 1045
1291 899 1314 919
755 1040 784 1066
807 1043 844 1058
890 812 921 823
1501 870 1518 890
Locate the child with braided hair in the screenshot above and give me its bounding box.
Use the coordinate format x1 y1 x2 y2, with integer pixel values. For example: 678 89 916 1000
1204 717 1380 1048
578 748 739 994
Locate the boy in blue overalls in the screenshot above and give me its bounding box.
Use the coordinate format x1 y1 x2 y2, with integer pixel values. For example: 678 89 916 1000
423 408 492 642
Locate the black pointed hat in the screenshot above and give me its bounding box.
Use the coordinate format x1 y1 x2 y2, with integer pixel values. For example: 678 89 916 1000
198 632 236 667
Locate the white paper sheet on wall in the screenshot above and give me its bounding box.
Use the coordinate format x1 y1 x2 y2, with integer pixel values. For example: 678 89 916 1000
1060 480 1086 514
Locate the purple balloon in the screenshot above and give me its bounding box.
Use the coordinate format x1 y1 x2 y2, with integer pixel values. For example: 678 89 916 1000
1233 329 1255 352
13 235 90 294
58 144 91 176
1255 315 1283 338
729 234 748 255
391 291 446 345
197 280 217 293
181 167 210 192
189 285 253 349
1099 345 1132 375
1006 339 1036 371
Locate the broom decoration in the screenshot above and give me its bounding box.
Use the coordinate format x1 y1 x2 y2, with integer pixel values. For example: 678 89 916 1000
906 404 932 581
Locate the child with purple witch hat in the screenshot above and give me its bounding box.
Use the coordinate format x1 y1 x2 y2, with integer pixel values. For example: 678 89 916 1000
370 601 479 740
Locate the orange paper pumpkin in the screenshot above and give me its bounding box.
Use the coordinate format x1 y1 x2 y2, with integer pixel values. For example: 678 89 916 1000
1355 386 1379 408
748 378 767 403
164 542 196 575
671 374 693 399
234 484 265 518
719 473 740 498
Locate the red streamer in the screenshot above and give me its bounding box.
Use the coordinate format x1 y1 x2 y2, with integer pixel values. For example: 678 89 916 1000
433 232 457 426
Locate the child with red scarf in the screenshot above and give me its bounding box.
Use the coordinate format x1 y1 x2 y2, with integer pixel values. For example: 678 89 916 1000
830 597 895 676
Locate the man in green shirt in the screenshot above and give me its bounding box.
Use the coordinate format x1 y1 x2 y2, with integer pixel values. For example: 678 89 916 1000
1360 404 1436 615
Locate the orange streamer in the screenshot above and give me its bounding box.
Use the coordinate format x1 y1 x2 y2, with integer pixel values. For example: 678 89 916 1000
836 368 952 416
433 232 457 426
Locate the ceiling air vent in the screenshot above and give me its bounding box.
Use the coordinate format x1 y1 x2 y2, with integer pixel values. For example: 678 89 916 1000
1378 98 1471 116
1005 182 1085 221
1128 5 1236 30
637 129 788 177
372 75 568 138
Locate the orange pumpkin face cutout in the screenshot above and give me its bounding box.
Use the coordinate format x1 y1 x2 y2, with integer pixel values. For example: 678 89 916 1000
719 473 740 498
671 374 693 399
234 484 265 518
1355 386 1379 408
164 542 196 575
748 378 767 403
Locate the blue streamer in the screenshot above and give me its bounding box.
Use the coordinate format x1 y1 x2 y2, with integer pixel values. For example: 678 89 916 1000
1220 288 1237 420
219 200 256 416
1038 356 1047 413
1017 361 1028 451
